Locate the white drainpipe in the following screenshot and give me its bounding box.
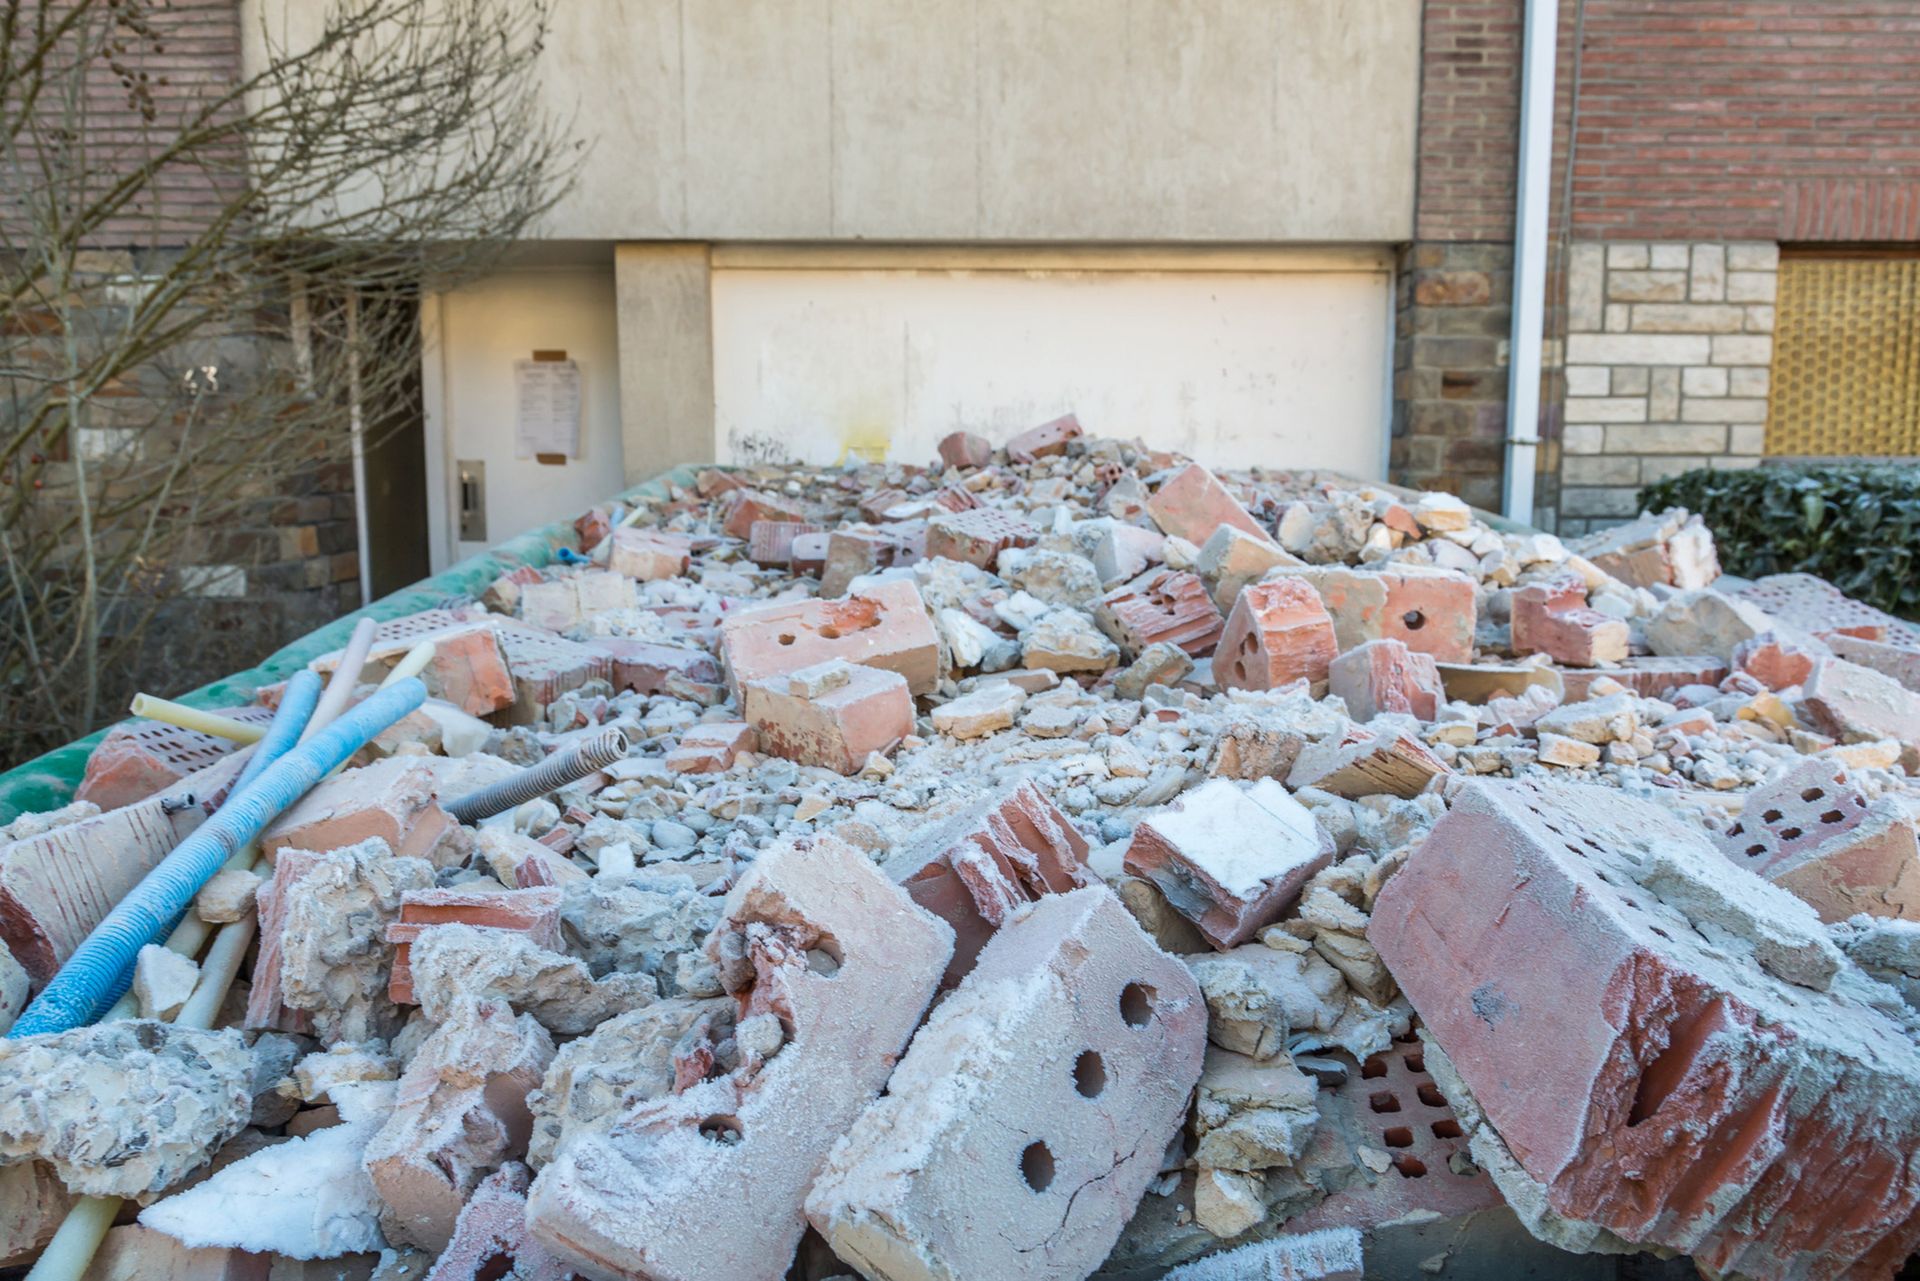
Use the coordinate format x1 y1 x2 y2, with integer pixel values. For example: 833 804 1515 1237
1503 0 1561 522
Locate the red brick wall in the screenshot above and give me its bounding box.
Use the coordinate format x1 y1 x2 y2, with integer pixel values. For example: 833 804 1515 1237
1415 0 1526 241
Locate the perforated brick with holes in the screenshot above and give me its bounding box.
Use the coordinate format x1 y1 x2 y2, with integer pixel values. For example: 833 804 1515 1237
1096 569 1225 658
1285 1033 1503 1233
1213 578 1337 693
717 578 940 701
75 707 274 812
1734 572 1920 646
1371 776 1920 1278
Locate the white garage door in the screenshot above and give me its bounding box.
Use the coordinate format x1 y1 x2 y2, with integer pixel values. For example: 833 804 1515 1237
709 249 1391 479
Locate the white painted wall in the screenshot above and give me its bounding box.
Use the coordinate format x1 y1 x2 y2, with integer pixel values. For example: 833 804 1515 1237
424 267 624 565
709 261 1392 477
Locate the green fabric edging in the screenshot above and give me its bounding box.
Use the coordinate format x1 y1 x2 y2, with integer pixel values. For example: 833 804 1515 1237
0 465 701 824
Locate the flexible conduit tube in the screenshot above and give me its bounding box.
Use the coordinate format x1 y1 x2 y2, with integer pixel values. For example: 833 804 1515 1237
302 616 378 744
8 678 427 1038
127 695 265 744
445 725 631 825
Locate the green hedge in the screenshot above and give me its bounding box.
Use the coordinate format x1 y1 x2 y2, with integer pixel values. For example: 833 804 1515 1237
1639 464 1920 622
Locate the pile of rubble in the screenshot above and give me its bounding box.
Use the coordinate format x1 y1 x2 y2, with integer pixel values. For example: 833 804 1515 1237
4 413 1920 1281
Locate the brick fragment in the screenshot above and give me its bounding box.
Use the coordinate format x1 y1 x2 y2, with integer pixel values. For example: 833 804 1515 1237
386 886 563 1005
936 430 993 469
491 620 613 725
742 660 912 775
1370 778 1920 1278
1801 657 1920 759
1147 463 1271 547
574 506 613 553
1715 759 1920 922
1003 412 1082 463
1829 634 1920 694
721 489 810 541
789 530 830 576
608 528 693 581
1095 568 1224 658
807 887 1205 1281
1289 729 1449 799
0 758 236 982
884 779 1093 985
924 507 1038 569
261 757 455 867
1735 572 1920 646
1213 579 1337 692
83 1223 267 1281
1328 638 1442 722
367 999 555 1251
858 488 910 523
1556 656 1728 703
1160 1229 1364 1281
244 847 325 1034
1731 632 1820 691
76 708 272 812
719 578 939 698
518 571 637 634
308 612 517 718
525 835 953 1281
587 638 721 695
1276 565 1477 663
664 721 758 774
818 525 919 596
1510 577 1629 667
746 520 820 568
1124 778 1333 949
1196 524 1301 612
423 1162 569 1281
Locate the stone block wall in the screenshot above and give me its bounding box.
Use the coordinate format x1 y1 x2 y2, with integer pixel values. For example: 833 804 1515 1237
1556 241 1779 534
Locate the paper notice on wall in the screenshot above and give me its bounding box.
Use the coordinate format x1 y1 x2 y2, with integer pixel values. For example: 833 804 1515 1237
514 359 582 459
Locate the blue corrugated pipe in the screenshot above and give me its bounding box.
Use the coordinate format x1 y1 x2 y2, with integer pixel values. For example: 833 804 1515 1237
8 677 428 1037
85 670 327 1018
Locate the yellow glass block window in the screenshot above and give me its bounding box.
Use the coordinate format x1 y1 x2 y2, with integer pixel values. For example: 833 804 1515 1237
1768 256 1920 457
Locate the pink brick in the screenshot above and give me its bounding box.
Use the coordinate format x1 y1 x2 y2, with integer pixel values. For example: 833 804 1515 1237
719 578 939 698
608 528 693 581
742 661 913 775
1735 573 1920 646
367 998 554 1251
665 721 758 775
491 620 613 725
75 708 271 811
1146 463 1271 547
586 638 721 695
937 430 993 469
1003 412 1082 463
747 520 821 568
1280 565 1478 664
884 779 1094 986
424 1162 570 1281
0 757 237 982
1370 778 1920 1278
1124 778 1333 949
924 507 1038 569
525 834 953 1281
245 847 324 1034
1213 579 1337 692
721 489 810 541
574 506 614 554
385 887 563 1004
1829 634 1920 695
1715 759 1920 923
1511 577 1630 668
806 886 1205 1281
1095 569 1224 658
1801 657 1920 756
1731 632 1820 691
1556 656 1728 702
1328 638 1443 722
261 757 454 866
789 531 831 576
312 614 516 718
1288 728 1450 799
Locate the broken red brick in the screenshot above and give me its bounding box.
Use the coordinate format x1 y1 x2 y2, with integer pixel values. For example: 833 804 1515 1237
1213 579 1338 692
386 886 563 1004
1731 632 1820 692
1003 412 1082 463
857 489 910 523
574 507 614 554
665 721 758 775
244 847 325 1035
818 525 921 597
490 620 613 725
1829 634 1920 695
806 886 1205 1281
310 612 517 718
1327 638 1443 722
1147 462 1272 548
1095 569 1225 658
1556 656 1728 703
883 779 1093 986
1802 657 1920 759
1370 777 1920 1278
747 520 821 568
1735 572 1920 645
924 507 1039 569
718 578 939 698
586 638 722 696
1124 777 1334 949
608 528 694 581
1510 577 1630 668
1280 565 1478 664
424 1162 570 1281
721 489 810 541
75 708 271 812
1714 759 1920 922
1288 727 1449 799
260 757 455 867
742 661 912 775
789 531 831 577
937 431 993 469
932 482 980 513
525 834 953 1281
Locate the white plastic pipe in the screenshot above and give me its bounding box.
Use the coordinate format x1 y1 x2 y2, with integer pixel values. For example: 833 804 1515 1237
1503 0 1560 523
302 616 378 744
346 290 374 608
379 640 437 689
127 695 265 744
